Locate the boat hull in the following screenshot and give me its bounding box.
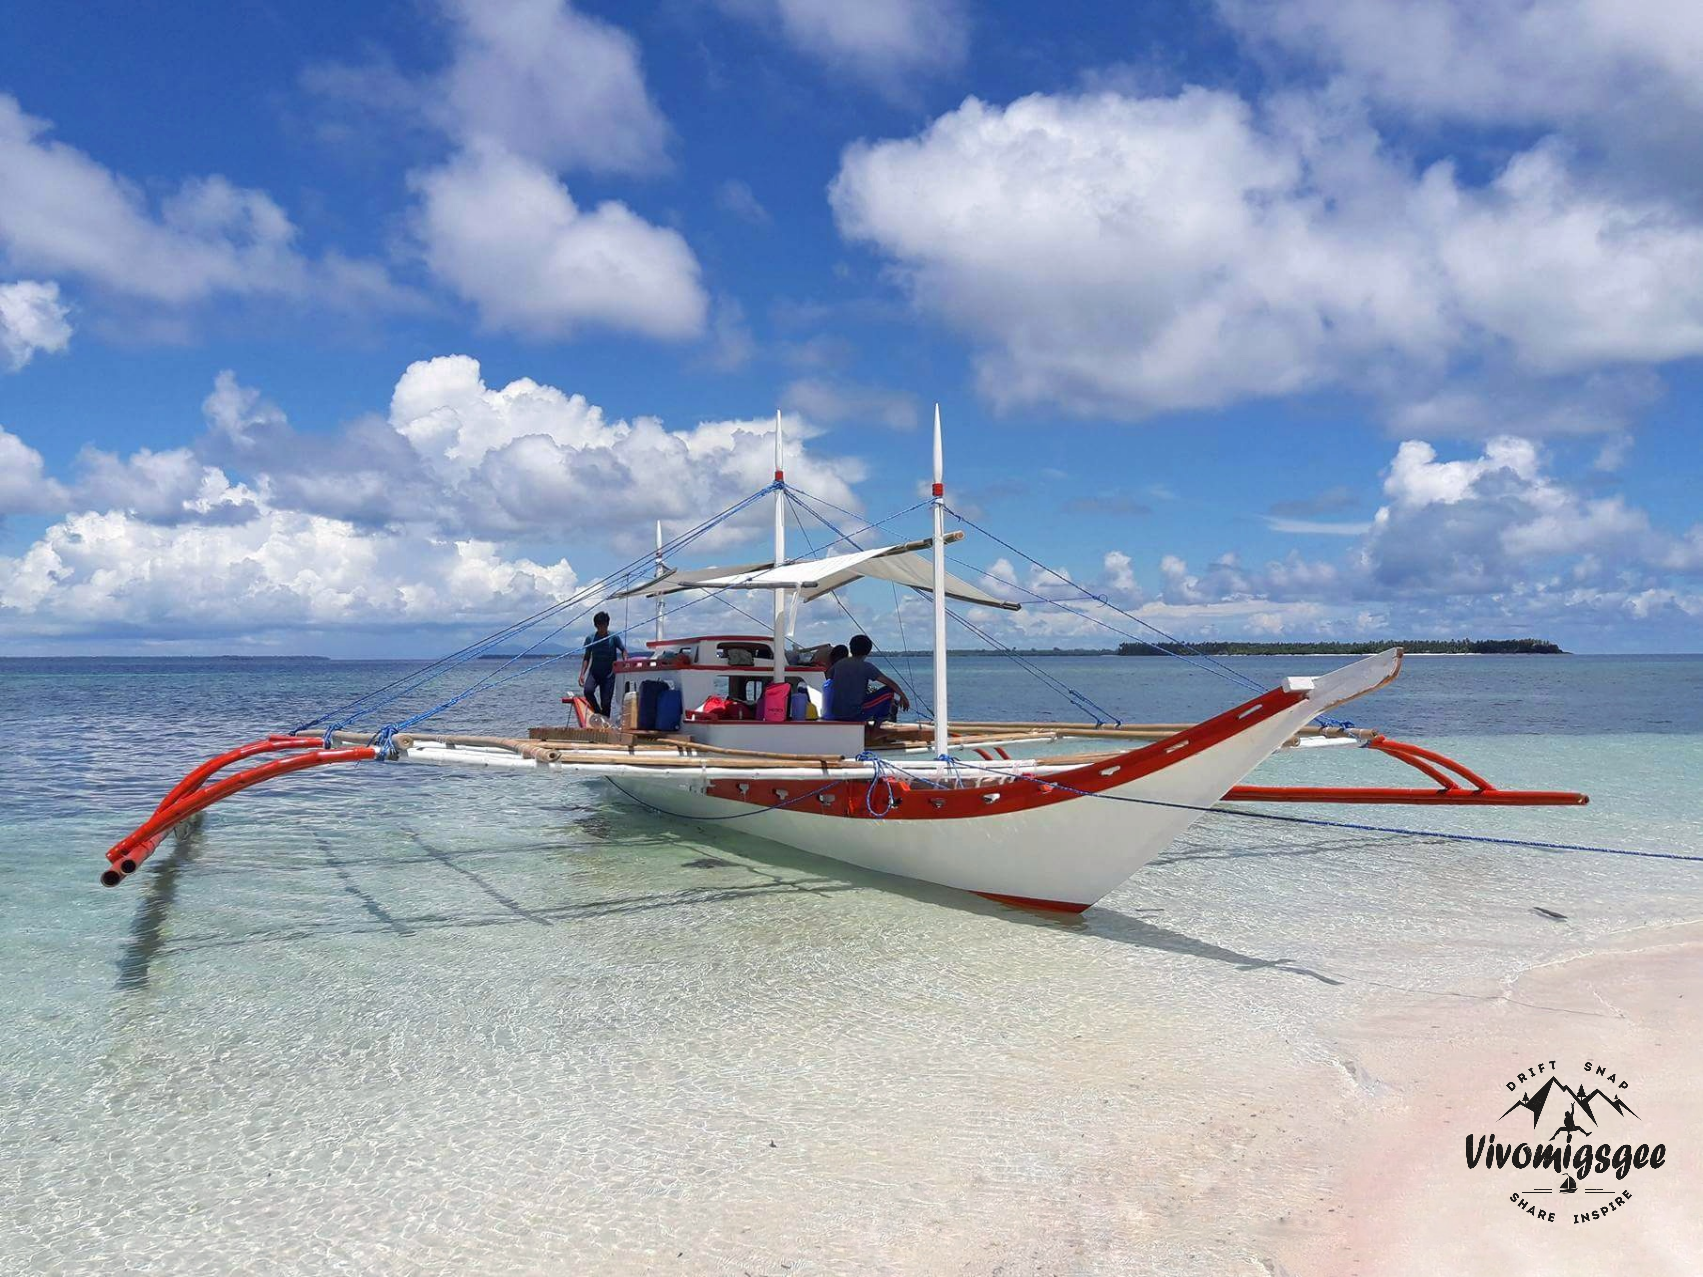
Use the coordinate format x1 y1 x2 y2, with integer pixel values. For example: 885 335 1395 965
608 651 1400 910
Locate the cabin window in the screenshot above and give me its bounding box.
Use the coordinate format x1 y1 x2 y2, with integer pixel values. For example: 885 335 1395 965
716 641 771 667
714 674 768 707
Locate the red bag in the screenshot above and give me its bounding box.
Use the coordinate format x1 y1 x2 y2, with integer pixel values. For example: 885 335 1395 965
760 682 791 722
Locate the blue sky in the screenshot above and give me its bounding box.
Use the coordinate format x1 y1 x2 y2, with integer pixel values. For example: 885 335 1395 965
1 0 1699 655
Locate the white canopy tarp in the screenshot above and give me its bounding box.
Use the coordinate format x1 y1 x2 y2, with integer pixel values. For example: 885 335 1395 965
611 532 1019 611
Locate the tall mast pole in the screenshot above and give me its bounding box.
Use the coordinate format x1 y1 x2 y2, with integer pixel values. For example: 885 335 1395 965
772 410 787 686
931 404 949 757
654 519 664 643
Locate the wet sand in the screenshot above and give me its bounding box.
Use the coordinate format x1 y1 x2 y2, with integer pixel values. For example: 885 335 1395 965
1264 922 1703 1276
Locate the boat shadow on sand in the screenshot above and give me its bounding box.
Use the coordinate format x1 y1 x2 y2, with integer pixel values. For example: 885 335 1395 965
114 812 1340 991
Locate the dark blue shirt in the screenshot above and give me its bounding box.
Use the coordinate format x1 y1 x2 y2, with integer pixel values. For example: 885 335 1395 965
583 631 626 678
826 656 883 720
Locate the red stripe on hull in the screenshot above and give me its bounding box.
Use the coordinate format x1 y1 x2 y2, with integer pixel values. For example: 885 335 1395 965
975 891 1090 913
704 684 1308 821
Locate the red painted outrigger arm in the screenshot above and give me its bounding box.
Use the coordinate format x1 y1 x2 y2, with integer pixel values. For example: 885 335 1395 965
1223 734 1588 807
100 735 378 886
99 729 1583 887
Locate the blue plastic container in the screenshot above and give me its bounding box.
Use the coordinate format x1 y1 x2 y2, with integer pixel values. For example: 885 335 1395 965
637 679 667 731
655 685 684 732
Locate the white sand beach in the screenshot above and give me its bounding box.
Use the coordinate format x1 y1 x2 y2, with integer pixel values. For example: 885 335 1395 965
1265 922 1703 1277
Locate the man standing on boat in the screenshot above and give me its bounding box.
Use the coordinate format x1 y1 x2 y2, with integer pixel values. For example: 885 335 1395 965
579 612 626 718
826 634 909 723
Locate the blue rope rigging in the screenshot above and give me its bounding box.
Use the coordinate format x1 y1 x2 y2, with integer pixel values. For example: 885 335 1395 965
295 484 779 737
944 505 1355 730
781 487 933 553
381 577 785 738
788 486 1121 726
945 505 1267 694
942 605 1123 726
299 474 1367 749
783 490 933 718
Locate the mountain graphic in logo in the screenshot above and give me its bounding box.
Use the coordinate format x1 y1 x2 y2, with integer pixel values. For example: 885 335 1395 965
1501 1077 1639 1132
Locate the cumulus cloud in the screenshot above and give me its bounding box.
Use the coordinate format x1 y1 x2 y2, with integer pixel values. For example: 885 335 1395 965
70 446 258 525
0 426 69 516
0 355 868 642
1134 434 1703 647
386 355 861 543
308 0 671 175
945 432 1703 648
715 0 968 91
306 2 701 343
1101 550 1141 602
1218 0 1703 181
1359 436 1670 593
0 506 577 640
409 144 707 340
4 416 256 526
439 0 671 174
0 95 402 309
0 279 71 370
829 88 1703 421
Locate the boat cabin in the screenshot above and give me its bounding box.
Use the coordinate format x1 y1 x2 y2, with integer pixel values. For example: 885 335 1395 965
612 634 868 757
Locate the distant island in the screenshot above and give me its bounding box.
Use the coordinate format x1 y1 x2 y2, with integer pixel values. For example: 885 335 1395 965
1115 638 1565 656
483 638 1566 660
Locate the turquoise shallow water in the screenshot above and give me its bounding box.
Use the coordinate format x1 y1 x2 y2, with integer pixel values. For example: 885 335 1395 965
3 655 1701 1273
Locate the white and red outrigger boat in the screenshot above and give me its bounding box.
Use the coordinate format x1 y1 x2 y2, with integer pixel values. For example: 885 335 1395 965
100 410 1587 913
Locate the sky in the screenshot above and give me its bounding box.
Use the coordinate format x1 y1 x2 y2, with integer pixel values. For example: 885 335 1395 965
1 0 1700 656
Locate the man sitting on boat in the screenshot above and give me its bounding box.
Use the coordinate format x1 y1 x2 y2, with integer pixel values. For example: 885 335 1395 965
825 634 909 723
578 612 626 718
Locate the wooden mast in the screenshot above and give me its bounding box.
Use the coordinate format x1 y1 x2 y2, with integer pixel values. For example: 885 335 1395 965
772 410 787 687
654 519 664 643
931 404 950 757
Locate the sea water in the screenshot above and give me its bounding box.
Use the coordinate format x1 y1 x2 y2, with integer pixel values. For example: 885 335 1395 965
2 655 1700 1273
